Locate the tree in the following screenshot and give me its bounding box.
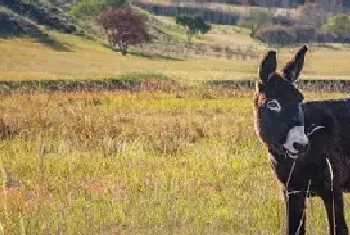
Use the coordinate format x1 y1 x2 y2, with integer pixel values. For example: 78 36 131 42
98 7 151 56
175 16 211 45
322 14 350 42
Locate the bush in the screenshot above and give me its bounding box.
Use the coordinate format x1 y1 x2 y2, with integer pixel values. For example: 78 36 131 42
255 25 296 45
322 14 350 43
66 24 77 34
293 25 316 43
255 24 327 44
70 0 127 18
272 16 296 26
316 32 337 43
70 0 107 18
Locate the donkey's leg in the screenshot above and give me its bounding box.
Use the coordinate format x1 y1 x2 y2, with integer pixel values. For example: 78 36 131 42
285 192 306 235
322 191 349 235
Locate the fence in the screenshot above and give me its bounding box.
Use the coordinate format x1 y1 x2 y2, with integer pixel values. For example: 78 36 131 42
132 42 262 60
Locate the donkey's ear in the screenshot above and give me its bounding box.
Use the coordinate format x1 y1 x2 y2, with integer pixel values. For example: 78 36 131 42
259 50 277 84
282 45 308 83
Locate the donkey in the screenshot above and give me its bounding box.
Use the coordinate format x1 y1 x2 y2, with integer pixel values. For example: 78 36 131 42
254 45 350 235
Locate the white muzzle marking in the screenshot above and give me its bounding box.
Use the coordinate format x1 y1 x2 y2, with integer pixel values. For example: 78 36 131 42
283 126 308 154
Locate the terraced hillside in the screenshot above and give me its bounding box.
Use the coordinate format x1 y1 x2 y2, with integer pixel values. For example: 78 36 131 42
0 0 80 35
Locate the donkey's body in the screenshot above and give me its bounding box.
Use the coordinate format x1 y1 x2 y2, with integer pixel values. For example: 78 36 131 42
254 46 350 235
306 99 350 125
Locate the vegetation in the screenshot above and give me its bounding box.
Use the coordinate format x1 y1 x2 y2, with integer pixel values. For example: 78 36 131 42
238 12 271 37
69 0 128 18
98 7 151 56
175 16 211 44
2 30 350 81
1 0 78 35
255 25 295 45
254 25 318 45
0 89 348 235
0 2 350 235
322 14 350 43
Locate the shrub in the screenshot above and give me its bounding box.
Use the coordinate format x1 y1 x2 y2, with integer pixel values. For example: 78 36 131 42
255 24 323 44
255 25 296 45
322 14 350 43
293 25 316 43
316 32 337 43
70 0 107 18
70 0 127 18
272 15 296 26
66 24 77 34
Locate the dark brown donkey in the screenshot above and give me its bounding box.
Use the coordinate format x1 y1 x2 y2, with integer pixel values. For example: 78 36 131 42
254 45 350 235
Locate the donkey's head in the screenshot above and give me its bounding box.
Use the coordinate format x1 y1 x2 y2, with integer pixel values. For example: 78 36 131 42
254 45 309 157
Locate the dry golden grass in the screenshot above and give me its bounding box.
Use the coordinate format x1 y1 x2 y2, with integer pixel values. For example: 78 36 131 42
0 90 348 235
0 30 350 81
0 34 257 81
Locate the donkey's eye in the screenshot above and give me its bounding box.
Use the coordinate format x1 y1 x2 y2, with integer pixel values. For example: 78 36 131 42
266 100 281 112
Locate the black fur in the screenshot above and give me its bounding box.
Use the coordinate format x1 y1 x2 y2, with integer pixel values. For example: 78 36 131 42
254 45 350 235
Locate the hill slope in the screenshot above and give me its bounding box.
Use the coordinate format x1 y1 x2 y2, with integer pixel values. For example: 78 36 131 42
0 0 79 35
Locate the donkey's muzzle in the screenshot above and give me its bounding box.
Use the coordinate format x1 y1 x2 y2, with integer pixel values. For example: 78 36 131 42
283 125 309 156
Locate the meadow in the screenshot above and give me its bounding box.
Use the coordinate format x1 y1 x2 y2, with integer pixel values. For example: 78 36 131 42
0 88 348 235
1 28 350 81
1 9 350 234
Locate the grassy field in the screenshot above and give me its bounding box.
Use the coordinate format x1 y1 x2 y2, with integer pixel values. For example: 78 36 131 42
0 89 348 235
153 16 262 47
1 28 350 81
1 3 350 235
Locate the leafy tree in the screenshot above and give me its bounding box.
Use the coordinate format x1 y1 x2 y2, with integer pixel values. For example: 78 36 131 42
322 14 350 42
105 0 128 9
239 12 271 37
98 7 151 56
175 16 211 45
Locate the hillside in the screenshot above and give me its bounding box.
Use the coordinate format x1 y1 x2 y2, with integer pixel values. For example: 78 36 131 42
0 0 80 35
1 28 350 82
135 1 299 26
135 0 348 9
0 1 350 82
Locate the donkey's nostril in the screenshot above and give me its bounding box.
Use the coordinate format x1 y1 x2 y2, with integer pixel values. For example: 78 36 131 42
293 142 308 153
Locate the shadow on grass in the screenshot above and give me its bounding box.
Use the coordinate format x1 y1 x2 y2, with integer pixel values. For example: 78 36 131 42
0 31 73 52
0 12 72 52
35 33 72 52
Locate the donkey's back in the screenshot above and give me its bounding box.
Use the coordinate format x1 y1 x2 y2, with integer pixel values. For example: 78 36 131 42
305 98 350 124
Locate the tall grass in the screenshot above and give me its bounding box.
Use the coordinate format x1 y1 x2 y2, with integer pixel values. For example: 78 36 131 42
0 90 348 235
